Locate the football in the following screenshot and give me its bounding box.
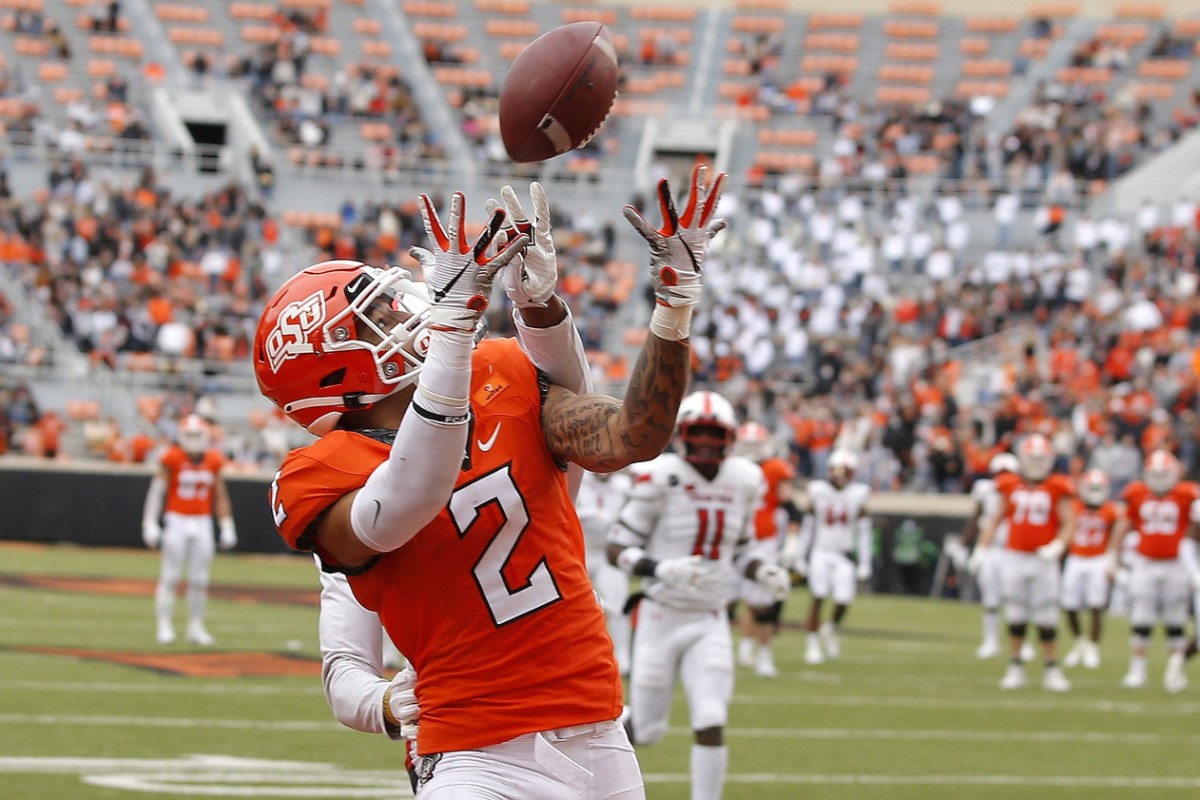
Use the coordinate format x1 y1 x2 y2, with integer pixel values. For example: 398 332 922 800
498 21 620 163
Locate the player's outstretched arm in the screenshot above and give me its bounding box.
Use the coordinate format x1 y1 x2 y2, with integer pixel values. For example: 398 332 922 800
540 165 727 472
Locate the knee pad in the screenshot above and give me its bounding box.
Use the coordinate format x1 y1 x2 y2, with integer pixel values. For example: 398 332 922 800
1132 626 1153 639
751 602 783 626
692 696 728 732
1008 623 1028 639
1037 626 1057 643
632 716 668 747
1166 626 1186 639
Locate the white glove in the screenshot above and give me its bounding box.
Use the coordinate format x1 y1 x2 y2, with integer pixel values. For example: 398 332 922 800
384 666 420 741
1036 538 1066 563
856 563 872 582
1104 551 1120 579
755 562 791 601
654 555 710 591
412 192 528 332
218 519 238 551
623 164 726 310
487 182 557 309
142 521 161 549
1113 566 1131 589
944 540 970 571
967 546 988 575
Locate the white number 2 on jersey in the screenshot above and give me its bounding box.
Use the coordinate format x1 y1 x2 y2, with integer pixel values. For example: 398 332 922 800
449 466 562 626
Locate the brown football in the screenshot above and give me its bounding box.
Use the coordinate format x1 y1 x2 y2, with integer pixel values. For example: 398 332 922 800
498 21 620 163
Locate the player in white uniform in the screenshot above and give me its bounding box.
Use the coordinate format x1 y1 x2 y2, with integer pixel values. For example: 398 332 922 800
790 449 872 665
576 468 634 675
608 390 790 800
959 453 1019 659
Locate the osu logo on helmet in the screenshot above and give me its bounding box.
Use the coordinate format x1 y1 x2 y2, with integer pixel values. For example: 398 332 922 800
264 290 325 374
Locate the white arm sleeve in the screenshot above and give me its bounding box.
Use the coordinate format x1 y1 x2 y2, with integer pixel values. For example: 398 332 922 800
349 330 471 552
318 563 389 735
142 475 166 525
514 305 591 501
856 516 873 564
796 514 814 561
609 477 664 549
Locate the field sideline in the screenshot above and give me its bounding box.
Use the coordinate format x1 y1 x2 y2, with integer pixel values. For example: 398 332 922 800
1 542 1197 800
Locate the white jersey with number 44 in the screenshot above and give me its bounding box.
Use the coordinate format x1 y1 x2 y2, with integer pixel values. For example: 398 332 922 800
808 480 871 554
611 452 765 612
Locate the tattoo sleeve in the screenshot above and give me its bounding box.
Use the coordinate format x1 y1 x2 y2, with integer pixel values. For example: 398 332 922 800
542 333 690 472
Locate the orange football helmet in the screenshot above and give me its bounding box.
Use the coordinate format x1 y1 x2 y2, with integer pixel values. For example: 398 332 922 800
252 260 437 434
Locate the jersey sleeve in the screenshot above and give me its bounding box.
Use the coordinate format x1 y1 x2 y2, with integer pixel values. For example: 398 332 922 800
609 464 666 548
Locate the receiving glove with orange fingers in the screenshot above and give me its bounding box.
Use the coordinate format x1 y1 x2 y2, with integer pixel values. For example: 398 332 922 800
623 164 727 340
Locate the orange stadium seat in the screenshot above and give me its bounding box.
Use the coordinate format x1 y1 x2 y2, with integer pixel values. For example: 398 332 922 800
561 8 617 25
402 1 458 17
888 1 941 15
362 40 391 58
1172 19 1200 37
229 3 275 19
734 0 786 8
758 128 818 147
955 80 1010 97
155 4 208 22
964 17 1019 33
804 33 859 51
808 12 863 29
801 54 858 73
1026 3 1079 17
1095 23 1148 43
1130 82 1175 100
484 19 536 37
53 87 83 105
1055 66 1113 84
631 6 696 21
878 63 935 83
353 18 381 35
885 42 939 59
962 59 1012 77
497 40 526 59
959 37 990 55
475 0 530 13
876 85 931 104
1114 4 1163 19
1018 38 1052 58
884 20 938 38
1136 59 1190 79
731 15 785 34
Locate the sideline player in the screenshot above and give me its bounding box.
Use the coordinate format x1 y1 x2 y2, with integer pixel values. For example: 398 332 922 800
791 448 872 665
577 468 634 675
1060 469 1125 669
1111 450 1200 692
733 420 799 678
607 389 790 800
959 452 1020 659
971 433 1074 692
142 413 236 646
256 169 726 798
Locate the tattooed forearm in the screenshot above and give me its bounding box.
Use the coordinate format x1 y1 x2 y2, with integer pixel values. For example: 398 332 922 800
542 334 690 471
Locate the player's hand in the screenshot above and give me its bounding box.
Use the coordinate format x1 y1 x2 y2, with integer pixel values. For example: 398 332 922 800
792 558 808 579
623 164 726 309
967 546 988 575
1104 551 1120 579
412 192 528 332
142 521 161 549
1113 566 1131 589
755 562 791 601
1036 539 1066 563
385 666 420 741
218 520 238 551
486 182 557 309
944 540 970 571
856 563 872 583
654 555 710 591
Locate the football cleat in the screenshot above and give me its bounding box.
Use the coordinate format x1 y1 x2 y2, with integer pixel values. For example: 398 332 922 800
186 623 215 647
1062 641 1085 668
737 638 756 668
755 648 779 679
999 663 1027 690
156 621 176 645
1082 641 1101 670
1042 666 1071 693
805 635 825 665
975 639 1000 659
1164 652 1188 694
1120 666 1146 689
819 622 840 660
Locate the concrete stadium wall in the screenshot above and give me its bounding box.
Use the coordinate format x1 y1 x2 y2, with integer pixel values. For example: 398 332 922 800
0 457 977 594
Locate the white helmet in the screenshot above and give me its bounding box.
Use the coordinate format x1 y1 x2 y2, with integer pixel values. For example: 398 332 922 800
1143 449 1180 495
988 452 1018 476
676 390 737 466
1017 434 1054 482
178 414 210 456
1078 469 1110 507
735 420 773 461
829 448 858 487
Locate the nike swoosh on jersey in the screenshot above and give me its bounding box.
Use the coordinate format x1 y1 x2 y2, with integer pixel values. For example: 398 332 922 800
477 423 502 452
432 261 470 302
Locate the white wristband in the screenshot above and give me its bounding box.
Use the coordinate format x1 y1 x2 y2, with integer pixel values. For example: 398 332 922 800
649 304 692 341
616 546 647 574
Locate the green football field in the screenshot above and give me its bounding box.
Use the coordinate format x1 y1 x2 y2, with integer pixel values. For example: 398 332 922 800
1 541 1197 800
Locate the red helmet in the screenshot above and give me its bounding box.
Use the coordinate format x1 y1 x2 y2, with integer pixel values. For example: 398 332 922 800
676 390 737 466
253 260 435 434
1017 433 1054 482
1078 469 1110 507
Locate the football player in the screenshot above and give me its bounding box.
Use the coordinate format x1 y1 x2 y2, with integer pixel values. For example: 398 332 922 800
733 420 799 678
141 413 236 646
1110 450 1200 692
256 169 726 799
1060 470 1125 669
790 448 872 665
576 468 634 675
959 452 1020 659
970 433 1075 692
607 390 789 800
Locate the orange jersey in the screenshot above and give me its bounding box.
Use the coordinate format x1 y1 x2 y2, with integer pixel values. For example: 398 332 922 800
754 457 795 540
1069 500 1121 557
996 472 1075 552
271 339 621 754
1121 480 1200 560
160 446 225 516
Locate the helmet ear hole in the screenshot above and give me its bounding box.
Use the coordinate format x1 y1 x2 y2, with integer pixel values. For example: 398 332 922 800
319 368 346 388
